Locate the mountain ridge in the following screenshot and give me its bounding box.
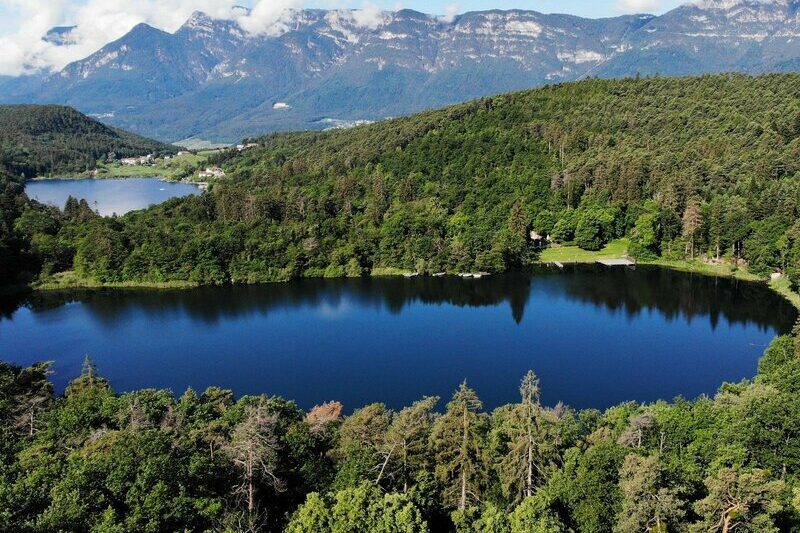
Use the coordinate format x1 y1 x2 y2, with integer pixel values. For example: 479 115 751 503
4 2 800 142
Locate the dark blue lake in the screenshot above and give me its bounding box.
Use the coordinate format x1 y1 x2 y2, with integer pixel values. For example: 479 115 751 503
25 178 201 216
0 266 795 411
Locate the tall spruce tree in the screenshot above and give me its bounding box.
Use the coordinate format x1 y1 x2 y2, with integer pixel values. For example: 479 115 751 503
431 381 487 510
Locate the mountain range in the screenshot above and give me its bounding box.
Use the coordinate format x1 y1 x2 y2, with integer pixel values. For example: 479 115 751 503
2 0 800 143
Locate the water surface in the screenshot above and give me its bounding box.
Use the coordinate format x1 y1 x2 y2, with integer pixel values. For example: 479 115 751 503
25 178 201 216
0 266 794 411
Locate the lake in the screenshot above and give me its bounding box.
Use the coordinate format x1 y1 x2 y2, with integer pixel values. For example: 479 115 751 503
0 266 795 411
25 178 201 216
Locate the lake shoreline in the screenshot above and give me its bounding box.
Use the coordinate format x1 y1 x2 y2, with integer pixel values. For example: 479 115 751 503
5 263 794 413
26 259 800 310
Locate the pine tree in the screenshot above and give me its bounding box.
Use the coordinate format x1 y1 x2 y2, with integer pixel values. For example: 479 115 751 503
224 401 285 516
615 454 686 533
431 381 487 510
377 396 439 491
692 467 785 533
495 371 560 502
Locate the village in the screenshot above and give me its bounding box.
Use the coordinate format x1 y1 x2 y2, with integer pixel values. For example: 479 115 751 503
99 141 261 183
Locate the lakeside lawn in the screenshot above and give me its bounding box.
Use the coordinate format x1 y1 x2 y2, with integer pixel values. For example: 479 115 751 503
95 151 214 180
37 150 220 181
537 238 630 263
35 271 200 290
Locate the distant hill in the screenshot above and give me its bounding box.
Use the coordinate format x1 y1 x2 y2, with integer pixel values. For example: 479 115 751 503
18 73 798 289
0 104 175 284
0 105 176 179
4 1 800 142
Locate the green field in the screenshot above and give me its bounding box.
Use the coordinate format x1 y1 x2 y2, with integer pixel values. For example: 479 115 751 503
35 271 200 290
42 151 219 181
537 239 630 263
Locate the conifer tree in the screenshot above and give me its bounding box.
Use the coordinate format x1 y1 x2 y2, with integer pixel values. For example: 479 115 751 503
431 381 488 510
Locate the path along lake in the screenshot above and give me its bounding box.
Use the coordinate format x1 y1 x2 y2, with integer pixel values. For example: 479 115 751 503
1 266 795 411
25 177 201 216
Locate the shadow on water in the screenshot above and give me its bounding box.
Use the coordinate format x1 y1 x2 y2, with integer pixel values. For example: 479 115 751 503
8 265 796 334
1 265 795 411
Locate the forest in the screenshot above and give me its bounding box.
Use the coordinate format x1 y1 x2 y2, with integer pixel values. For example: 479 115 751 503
0 105 175 179
2 76 800 531
4 74 800 288
1 332 799 532
0 105 175 285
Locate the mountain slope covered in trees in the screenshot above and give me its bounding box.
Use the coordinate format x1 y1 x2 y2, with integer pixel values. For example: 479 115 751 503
0 105 175 285
0 105 176 179
20 73 800 289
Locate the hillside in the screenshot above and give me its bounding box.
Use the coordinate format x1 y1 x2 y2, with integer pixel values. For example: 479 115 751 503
4 1 800 141
16 73 800 290
0 105 175 285
0 105 176 179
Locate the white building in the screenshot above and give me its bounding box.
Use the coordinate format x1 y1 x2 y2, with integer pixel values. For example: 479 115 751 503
198 167 226 179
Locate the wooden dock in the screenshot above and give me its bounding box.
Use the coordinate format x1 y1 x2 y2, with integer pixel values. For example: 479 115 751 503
596 259 636 267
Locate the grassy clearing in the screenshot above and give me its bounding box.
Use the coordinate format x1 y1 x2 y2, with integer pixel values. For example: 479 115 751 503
769 276 800 309
538 240 800 309
371 267 414 277
35 271 200 291
38 151 219 181
640 258 762 282
538 239 630 263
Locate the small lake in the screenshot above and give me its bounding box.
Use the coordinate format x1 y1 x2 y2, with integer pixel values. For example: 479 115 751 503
25 178 201 216
0 266 795 411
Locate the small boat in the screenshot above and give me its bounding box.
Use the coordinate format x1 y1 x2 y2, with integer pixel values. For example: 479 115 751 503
432 272 446 277
403 272 419 278
459 273 474 279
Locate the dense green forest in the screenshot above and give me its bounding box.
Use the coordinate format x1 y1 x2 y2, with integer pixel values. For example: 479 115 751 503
0 105 175 285
5 74 800 288
4 75 800 532
0 105 175 179
1 333 799 532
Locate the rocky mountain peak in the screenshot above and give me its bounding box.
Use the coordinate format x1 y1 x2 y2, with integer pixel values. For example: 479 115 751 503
13 3 800 143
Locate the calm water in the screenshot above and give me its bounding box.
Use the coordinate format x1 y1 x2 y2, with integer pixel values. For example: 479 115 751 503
25 178 201 216
0 266 795 411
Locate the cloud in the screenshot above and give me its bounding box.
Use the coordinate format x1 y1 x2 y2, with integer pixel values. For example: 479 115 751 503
236 0 304 36
614 0 663 13
0 0 305 75
349 4 386 29
440 3 460 23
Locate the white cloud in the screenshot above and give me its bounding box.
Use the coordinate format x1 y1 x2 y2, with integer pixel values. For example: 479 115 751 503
236 0 304 36
614 0 664 13
0 0 306 75
350 4 386 29
440 3 459 23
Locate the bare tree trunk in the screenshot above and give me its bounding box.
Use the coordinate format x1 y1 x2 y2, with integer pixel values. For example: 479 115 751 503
247 447 255 513
375 442 396 485
527 438 533 498
460 407 468 510
402 440 408 494
526 399 533 498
